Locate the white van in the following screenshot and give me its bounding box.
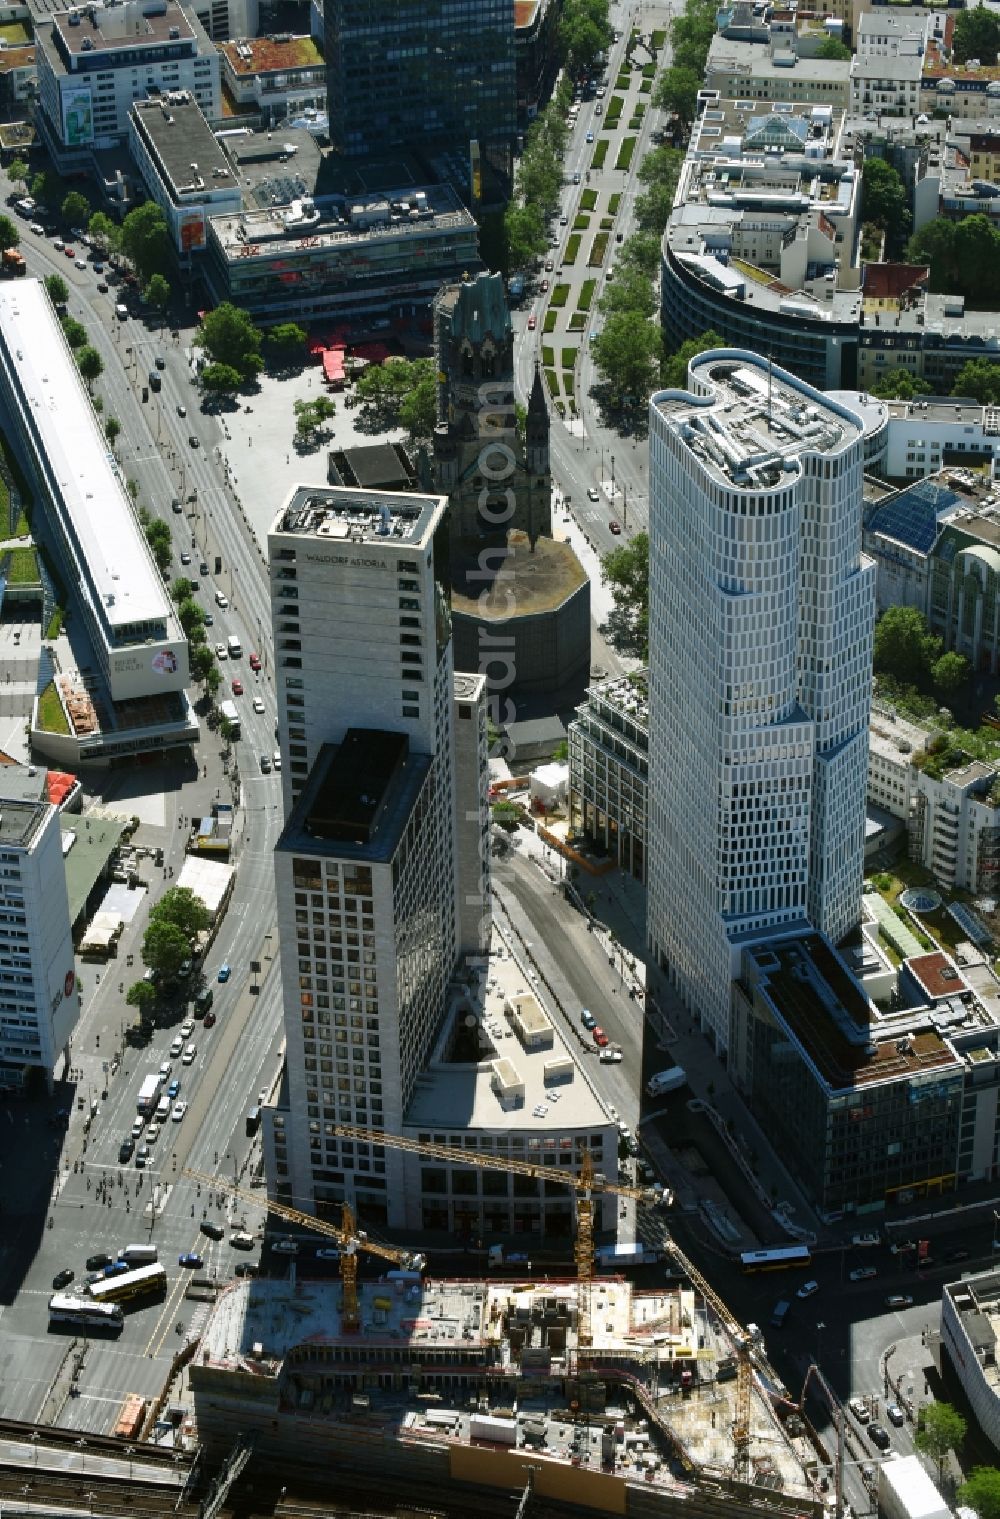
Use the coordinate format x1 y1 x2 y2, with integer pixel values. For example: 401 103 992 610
154 1095 171 1122
227 634 242 658
115 302 128 320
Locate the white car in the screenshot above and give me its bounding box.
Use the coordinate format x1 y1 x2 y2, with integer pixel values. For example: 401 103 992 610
215 642 227 659
587 486 600 501
169 1036 184 1057
131 1115 145 1138
599 1048 623 1064
182 1043 197 1064
797 1279 820 1299
215 591 229 608
159 1060 172 1078
849 1266 877 1282
852 1231 880 1248
180 1018 195 1037
146 1122 161 1143
252 695 265 714
171 1101 188 1122
272 750 281 770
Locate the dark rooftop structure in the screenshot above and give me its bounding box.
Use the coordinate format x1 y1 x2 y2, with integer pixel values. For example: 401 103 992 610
327 443 418 493
746 933 959 1092
51 0 195 57
0 796 48 849
130 94 235 201
906 951 969 1002
278 735 431 863
306 729 409 845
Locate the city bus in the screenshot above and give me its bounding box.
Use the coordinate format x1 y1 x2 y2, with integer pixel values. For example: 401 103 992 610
87 1262 167 1306
48 1294 124 1333
740 1245 812 1273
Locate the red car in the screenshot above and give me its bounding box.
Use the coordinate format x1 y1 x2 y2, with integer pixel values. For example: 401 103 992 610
231 677 244 695
248 652 261 671
203 1010 216 1028
592 1026 609 1047
63 246 75 258
527 313 537 330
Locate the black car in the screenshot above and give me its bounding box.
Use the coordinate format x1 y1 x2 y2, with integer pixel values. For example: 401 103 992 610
86 1252 113 1271
118 1138 134 1162
869 1424 891 1452
947 1248 971 1264
199 562 209 575
52 1267 75 1290
200 1219 225 1240
155 356 166 369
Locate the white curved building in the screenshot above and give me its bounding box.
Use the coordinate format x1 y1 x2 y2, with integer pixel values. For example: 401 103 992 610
647 350 876 1050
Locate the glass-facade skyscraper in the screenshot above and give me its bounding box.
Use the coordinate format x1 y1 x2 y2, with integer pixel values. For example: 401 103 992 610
324 0 516 163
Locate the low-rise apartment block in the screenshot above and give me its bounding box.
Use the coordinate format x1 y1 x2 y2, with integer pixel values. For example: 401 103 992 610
568 673 649 882
217 34 325 126
129 95 241 260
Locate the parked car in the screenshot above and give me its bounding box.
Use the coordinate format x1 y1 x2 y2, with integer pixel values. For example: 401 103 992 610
172 1101 188 1122
260 753 271 774
200 1219 225 1240
852 1232 880 1248
796 1280 820 1300
599 1047 623 1064
885 1293 913 1309
849 1266 877 1282
848 1398 870 1425
179 1252 203 1269
203 1010 217 1027
249 652 261 671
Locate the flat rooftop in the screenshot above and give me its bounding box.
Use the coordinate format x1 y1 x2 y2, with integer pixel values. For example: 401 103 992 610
906 951 968 1001
945 1270 1000 1401
451 532 587 617
405 928 611 1133
278 739 431 866
209 180 474 260
272 484 445 549
219 33 322 76
131 95 234 200
886 398 998 427
51 0 195 57
0 797 47 849
746 933 961 1092
0 280 169 633
62 812 127 923
653 353 861 491
868 706 932 763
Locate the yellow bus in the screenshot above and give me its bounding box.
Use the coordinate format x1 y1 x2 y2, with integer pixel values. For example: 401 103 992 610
88 1262 167 1305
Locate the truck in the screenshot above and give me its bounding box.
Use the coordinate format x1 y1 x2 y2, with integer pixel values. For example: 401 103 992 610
645 1065 687 1098
595 1242 662 1267
770 1299 791 1329
219 699 240 737
878 1456 950 1519
136 1073 161 1116
507 273 525 304
2 249 26 277
112 1393 147 1439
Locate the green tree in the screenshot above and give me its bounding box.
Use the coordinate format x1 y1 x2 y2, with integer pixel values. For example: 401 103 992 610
504 201 546 269
0 214 19 253
618 231 662 278
76 345 103 387
915 1403 966 1484
176 597 205 636
171 576 194 603
955 214 1000 304
599 266 656 319
87 211 119 255
60 314 88 349
601 531 649 657
44 273 69 307
862 158 909 232
265 322 307 362
145 519 172 573
932 650 970 697
871 368 932 400
399 371 438 442
125 979 156 1012
668 0 717 75
954 3 1000 64
652 65 702 125
61 190 90 228
592 310 662 404
905 216 958 292
204 663 222 697
560 1 610 73
144 272 171 316
191 642 216 684
141 918 190 980
105 415 121 446
200 362 243 395
120 201 170 282
354 357 435 430
195 303 263 381
7 157 28 188
958 1468 1000 1519
953 358 1000 405
873 605 941 684
816 32 851 58
30 170 61 208
150 885 211 942
293 396 337 444
661 329 725 389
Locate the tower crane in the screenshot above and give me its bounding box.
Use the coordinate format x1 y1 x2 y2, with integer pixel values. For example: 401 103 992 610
331 1121 665 1350
183 1167 423 1334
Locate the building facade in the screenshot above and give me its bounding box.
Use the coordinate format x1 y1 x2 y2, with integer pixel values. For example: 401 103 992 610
0 770 76 1090
568 673 649 882
909 760 1000 894
34 0 220 175
323 0 515 169
647 351 875 1049
128 96 241 261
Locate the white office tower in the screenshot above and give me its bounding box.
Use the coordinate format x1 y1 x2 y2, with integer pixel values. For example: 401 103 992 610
647 351 875 1051
0 770 76 1088
267 487 469 1225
